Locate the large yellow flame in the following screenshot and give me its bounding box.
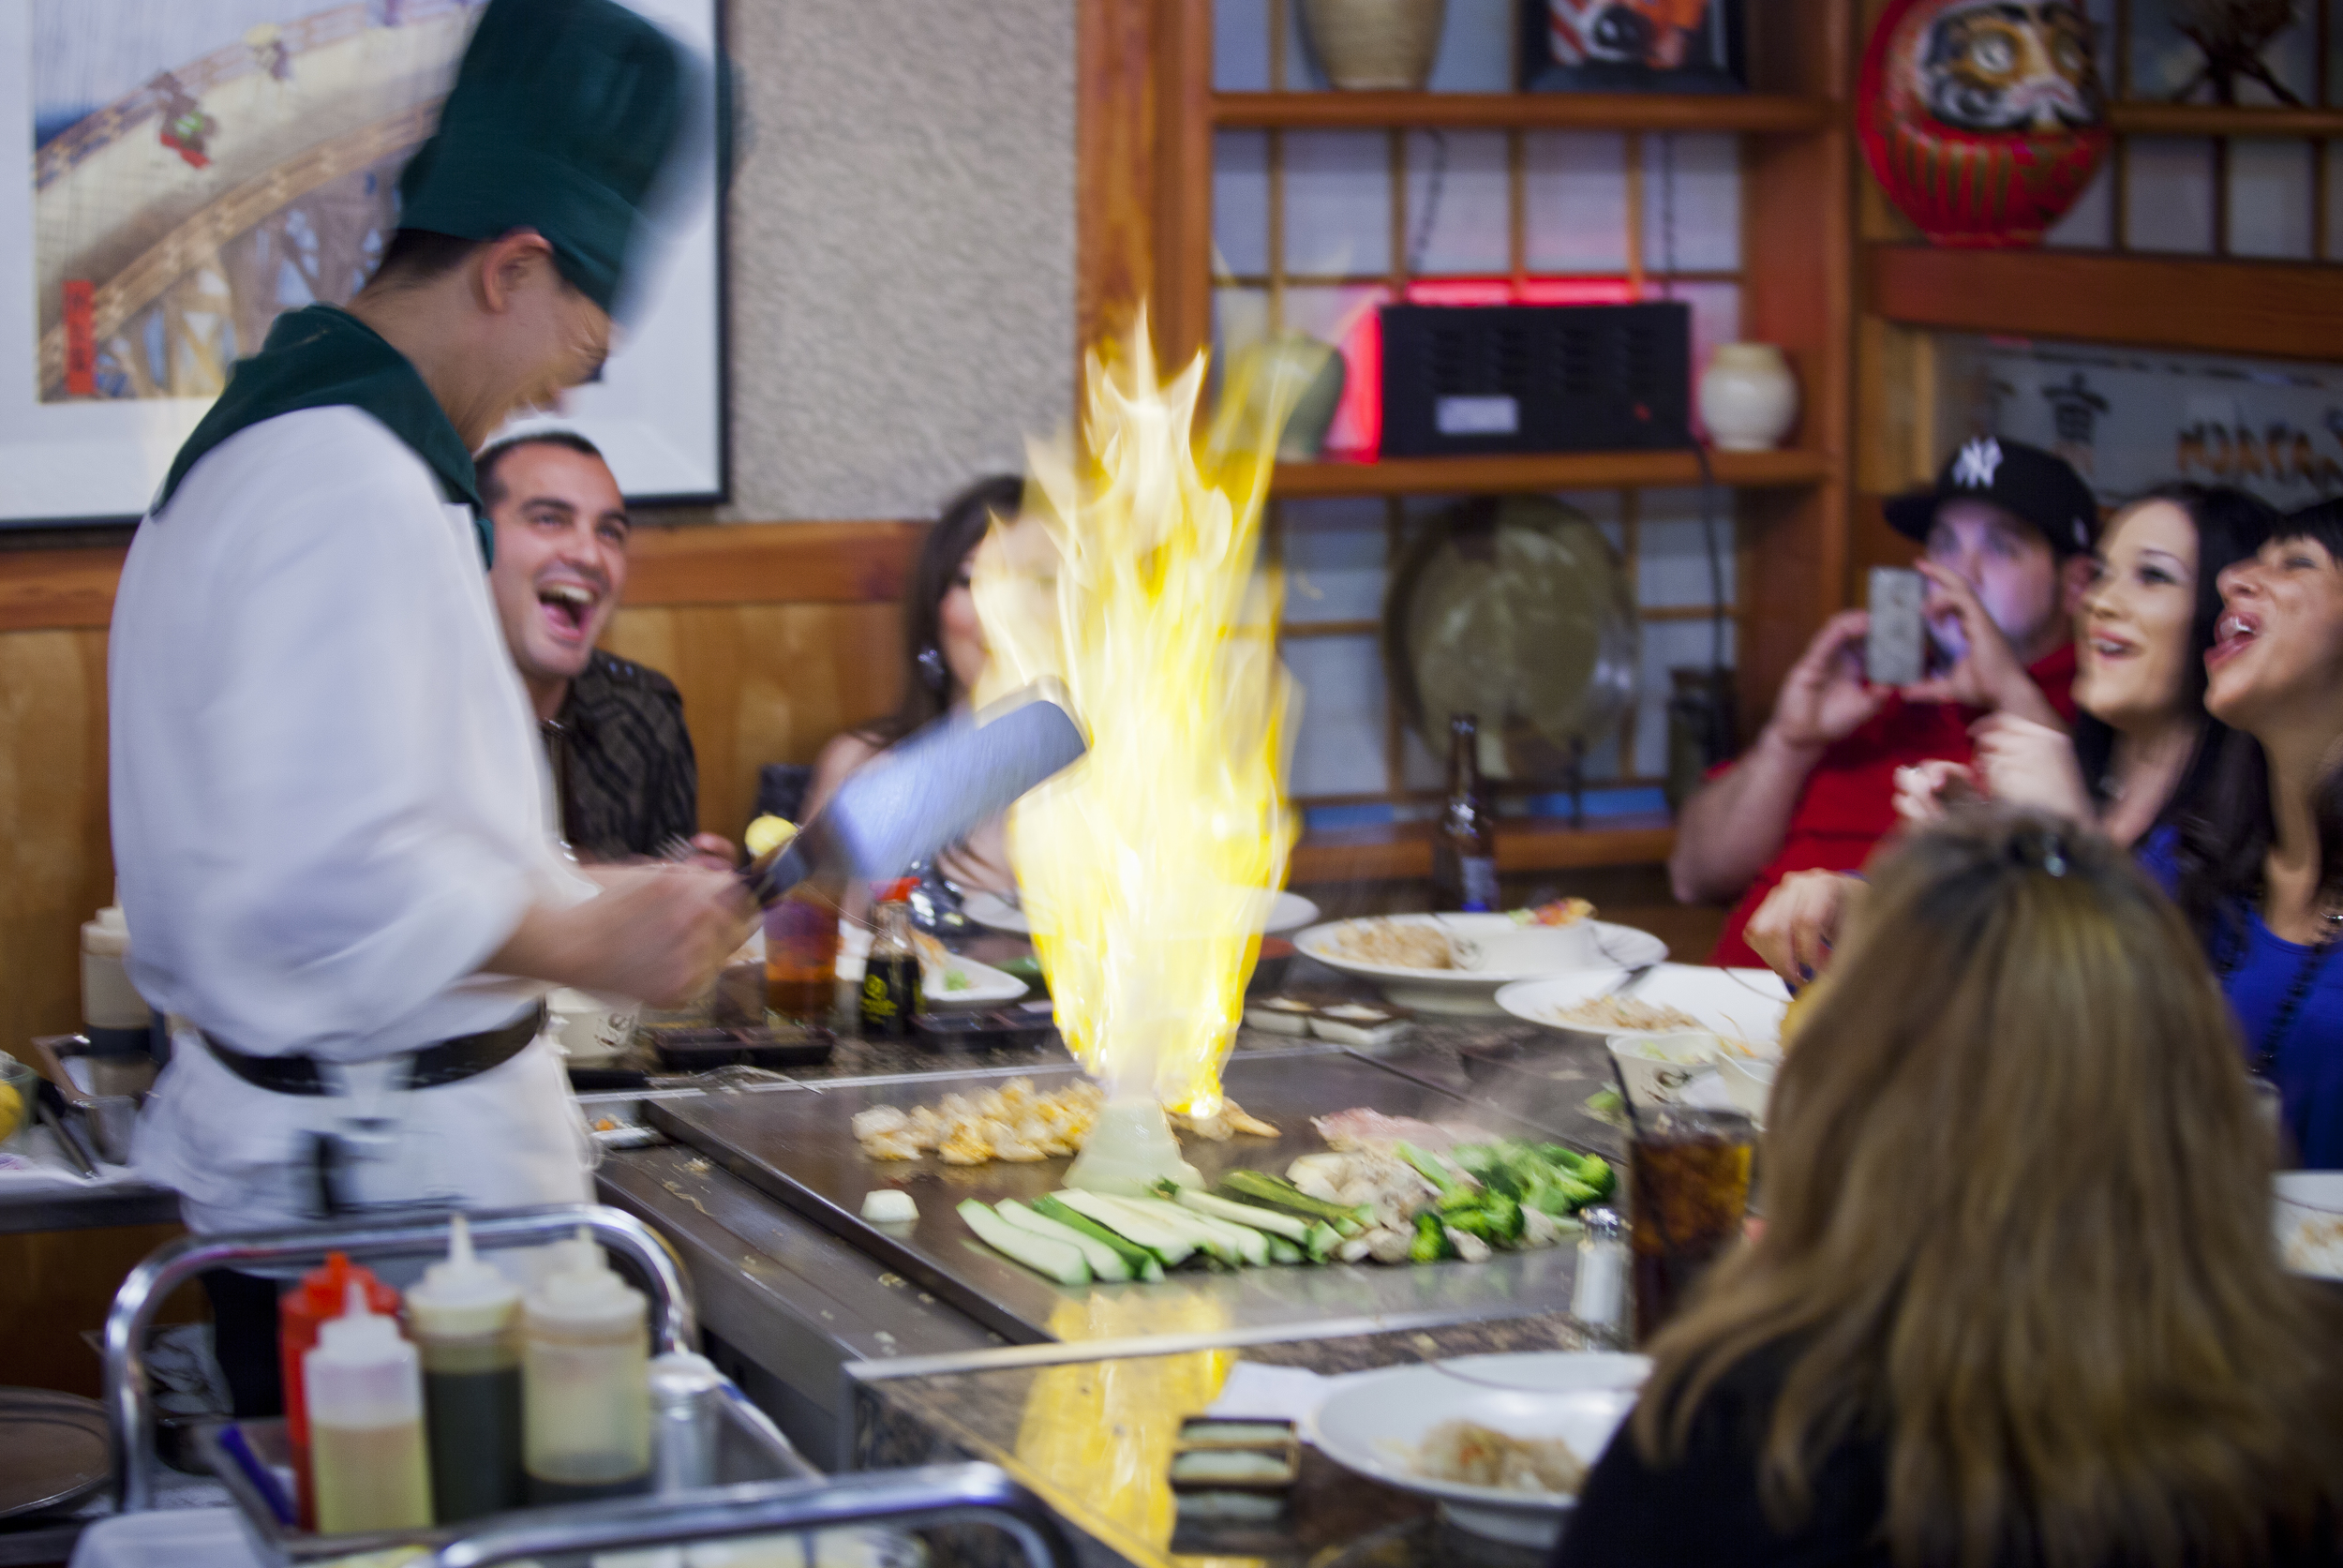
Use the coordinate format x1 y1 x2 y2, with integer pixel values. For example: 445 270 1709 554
971 318 1312 1117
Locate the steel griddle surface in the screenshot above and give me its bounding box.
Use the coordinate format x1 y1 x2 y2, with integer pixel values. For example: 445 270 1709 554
648 1048 1579 1345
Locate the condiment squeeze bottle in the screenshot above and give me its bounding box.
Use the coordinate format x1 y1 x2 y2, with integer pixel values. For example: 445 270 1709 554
304 1280 433 1533
522 1227 651 1501
278 1251 398 1529
406 1215 525 1521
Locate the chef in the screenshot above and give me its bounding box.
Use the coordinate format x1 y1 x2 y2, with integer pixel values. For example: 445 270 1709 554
107 0 746 1413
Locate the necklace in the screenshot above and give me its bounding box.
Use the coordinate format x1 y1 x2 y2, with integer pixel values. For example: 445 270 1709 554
2247 906 2343 1078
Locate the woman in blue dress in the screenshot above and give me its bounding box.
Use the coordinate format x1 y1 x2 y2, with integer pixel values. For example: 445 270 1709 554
2154 500 2343 1170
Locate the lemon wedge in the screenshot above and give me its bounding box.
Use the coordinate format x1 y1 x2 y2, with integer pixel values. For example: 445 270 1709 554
744 814 798 859
0 1082 22 1145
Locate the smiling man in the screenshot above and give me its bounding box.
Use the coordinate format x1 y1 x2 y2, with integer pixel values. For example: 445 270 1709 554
479 430 706 862
1670 437 2099 966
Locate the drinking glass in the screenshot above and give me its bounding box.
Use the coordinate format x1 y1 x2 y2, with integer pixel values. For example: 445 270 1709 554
1628 1105 1755 1342
763 893 840 1023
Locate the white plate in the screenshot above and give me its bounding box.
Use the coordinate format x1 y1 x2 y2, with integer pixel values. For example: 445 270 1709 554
836 927 1028 1009
2276 1171 2343 1279
1307 1352 1649 1548
1496 964 1790 1050
962 888 1321 937
1294 916 1666 1017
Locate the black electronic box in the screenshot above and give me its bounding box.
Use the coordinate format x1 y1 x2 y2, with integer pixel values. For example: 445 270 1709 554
1378 301 1691 457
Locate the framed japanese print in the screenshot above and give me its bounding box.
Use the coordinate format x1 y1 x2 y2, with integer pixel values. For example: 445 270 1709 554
2 0 724 528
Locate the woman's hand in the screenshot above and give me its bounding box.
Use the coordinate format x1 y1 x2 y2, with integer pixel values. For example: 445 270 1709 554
1901 561 2064 727
1970 713 2094 822
1893 759 1978 824
1744 871 1862 984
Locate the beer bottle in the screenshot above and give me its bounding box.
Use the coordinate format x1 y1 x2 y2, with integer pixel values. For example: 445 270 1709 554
1431 712 1499 913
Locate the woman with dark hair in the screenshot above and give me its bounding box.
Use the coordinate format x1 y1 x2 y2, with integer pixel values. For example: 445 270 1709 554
1746 483 2275 982
1560 811 2343 1568
807 474 1025 894
2149 497 2343 1169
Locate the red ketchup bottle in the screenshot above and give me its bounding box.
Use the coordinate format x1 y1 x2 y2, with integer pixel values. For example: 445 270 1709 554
278 1251 400 1530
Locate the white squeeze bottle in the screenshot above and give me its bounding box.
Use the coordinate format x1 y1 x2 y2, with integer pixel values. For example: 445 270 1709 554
306 1280 434 1532
523 1228 651 1502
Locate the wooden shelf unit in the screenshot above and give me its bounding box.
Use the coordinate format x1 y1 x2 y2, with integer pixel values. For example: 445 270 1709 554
1211 91 1830 134
1289 814 1676 885
1273 448 1831 498
2104 102 2343 139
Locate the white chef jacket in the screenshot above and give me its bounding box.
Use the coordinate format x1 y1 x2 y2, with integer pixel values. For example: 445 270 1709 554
111 407 595 1232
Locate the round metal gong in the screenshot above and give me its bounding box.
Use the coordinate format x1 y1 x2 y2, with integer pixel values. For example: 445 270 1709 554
1382 495 1637 784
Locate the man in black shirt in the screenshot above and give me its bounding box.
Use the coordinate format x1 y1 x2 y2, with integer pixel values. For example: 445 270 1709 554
480 431 724 863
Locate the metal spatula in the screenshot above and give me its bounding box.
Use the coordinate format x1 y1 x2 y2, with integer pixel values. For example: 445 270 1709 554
742 683 1087 907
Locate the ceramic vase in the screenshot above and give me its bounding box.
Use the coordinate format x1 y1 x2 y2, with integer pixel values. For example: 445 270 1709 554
1697 343 1798 453
1300 0 1447 91
1857 0 2111 246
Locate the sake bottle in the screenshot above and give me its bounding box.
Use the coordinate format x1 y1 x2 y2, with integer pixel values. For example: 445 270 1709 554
522 1231 651 1502
306 1281 434 1533
407 1215 525 1522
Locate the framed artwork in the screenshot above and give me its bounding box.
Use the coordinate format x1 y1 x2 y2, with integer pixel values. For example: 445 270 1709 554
1 0 724 530
1520 0 1747 94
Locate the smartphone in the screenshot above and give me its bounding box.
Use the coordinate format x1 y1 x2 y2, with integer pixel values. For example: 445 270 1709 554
1866 566 1927 687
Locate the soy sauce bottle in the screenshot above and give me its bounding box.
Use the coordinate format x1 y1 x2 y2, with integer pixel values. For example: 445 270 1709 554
859 880 923 1038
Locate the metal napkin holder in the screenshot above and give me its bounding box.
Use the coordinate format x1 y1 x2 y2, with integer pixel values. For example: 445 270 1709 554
106 1204 1070 1568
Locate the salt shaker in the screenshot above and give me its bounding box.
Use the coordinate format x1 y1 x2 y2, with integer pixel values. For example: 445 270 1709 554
1571 1206 1627 1338
648 1351 724 1493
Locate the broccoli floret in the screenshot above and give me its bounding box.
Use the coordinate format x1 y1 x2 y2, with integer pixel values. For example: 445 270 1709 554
1408 1210 1452 1263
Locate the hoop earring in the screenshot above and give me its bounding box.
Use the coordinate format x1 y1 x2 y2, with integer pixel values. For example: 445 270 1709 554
917 645 949 694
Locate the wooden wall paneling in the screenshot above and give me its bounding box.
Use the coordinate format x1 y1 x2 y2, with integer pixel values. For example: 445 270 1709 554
600 601 904 841
1077 0 1158 358
0 629 115 1047
1152 0 1216 368
0 544 128 634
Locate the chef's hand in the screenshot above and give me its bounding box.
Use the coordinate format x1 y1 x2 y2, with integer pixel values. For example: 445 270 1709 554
490 864 754 1008
1744 870 1860 985
1970 712 2094 821
1892 759 1977 824
685 832 738 874
1899 562 2063 727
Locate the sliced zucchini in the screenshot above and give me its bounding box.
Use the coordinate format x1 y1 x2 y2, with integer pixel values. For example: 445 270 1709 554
1031 1196 1169 1280
958 1200 1089 1287
994 1199 1131 1282
1051 1189 1199 1268
1117 1194 1269 1266
1176 1189 1309 1242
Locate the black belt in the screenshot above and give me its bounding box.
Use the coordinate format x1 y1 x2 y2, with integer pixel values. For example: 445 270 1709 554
202 1006 545 1097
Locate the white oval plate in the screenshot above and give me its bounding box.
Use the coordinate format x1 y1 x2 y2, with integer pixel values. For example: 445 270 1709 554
1295 916 1666 1017
2276 1171 2343 1279
1307 1351 1649 1549
1496 963 1789 1051
963 888 1320 937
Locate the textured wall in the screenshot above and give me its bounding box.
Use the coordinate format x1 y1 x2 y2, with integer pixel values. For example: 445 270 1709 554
721 0 1076 522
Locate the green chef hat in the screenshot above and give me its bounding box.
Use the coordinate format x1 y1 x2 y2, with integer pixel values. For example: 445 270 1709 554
395 0 686 315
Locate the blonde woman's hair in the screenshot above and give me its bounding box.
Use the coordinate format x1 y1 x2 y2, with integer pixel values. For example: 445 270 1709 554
1634 811 2343 1568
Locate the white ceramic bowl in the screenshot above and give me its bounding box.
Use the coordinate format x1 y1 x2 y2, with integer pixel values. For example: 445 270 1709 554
1307 1351 1649 1548
1497 963 1790 1048
1295 916 1666 1017
1714 1052 1780 1124
1608 1031 1724 1111
546 988 638 1067
2276 1171 2343 1279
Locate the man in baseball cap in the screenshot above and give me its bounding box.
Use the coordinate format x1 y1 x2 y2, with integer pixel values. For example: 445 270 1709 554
1672 435 2098 967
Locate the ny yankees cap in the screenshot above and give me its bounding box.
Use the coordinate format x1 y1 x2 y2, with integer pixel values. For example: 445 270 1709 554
1883 437 2101 560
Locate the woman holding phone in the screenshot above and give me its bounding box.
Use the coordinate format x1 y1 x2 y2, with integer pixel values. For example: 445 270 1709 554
1745 484 2275 981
